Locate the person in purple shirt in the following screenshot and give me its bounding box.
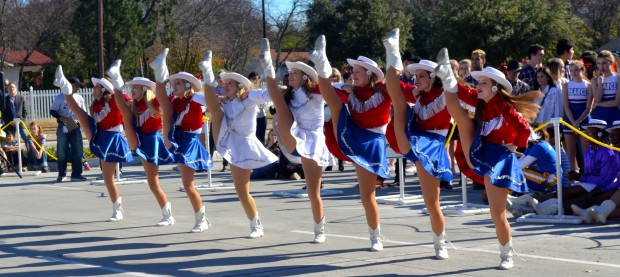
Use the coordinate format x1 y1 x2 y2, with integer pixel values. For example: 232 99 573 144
534 119 618 214
571 120 620 223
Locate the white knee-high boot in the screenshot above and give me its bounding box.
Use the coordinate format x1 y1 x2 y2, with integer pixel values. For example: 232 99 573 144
156 202 175 226
590 200 617 224
249 213 264 238
191 206 209 233
369 225 383 252
499 239 514 270
433 231 449 260
109 197 124 222
313 217 326 243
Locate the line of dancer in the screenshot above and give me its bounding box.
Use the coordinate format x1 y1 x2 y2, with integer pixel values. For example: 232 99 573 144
49 28 547 270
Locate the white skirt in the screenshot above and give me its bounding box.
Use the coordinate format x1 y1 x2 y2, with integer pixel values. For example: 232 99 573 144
216 116 278 170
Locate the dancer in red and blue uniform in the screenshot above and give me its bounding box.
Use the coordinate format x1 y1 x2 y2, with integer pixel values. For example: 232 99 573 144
106 60 176 227
54 65 133 222
435 48 541 270
150 49 213 233
383 28 460 260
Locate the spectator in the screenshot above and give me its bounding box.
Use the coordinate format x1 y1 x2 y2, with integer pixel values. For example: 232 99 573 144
547 58 569 90
591 50 620 128
562 60 593 173
533 67 563 125
49 77 87 182
1 132 26 171
249 72 268 145
556 39 574 80
505 60 530 95
27 122 49 173
464 49 486 85
519 44 545 88
581 50 598 80
519 125 567 196
2 82 29 145
458 59 474 86
400 52 417 85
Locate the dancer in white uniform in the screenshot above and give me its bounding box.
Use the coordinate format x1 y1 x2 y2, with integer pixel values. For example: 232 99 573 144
200 51 277 238
259 38 332 243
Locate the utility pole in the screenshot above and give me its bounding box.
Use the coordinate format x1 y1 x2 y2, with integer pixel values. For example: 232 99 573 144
97 0 104 77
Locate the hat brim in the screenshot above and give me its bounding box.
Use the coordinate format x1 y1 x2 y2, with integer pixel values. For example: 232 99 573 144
91 77 115 93
169 72 202 92
126 79 156 91
347 58 384 80
406 63 435 75
285 61 318 82
220 72 253 91
470 71 513 94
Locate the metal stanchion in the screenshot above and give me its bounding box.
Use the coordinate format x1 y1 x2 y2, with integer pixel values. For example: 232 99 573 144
180 119 234 192
517 118 581 224
91 163 146 186
376 146 424 205
422 173 489 215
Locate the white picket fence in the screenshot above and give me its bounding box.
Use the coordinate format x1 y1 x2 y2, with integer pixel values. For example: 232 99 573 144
19 87 94 122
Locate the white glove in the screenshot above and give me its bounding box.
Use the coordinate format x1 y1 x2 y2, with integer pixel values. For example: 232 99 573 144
383 28 403 71
198 51 217 88
308 35 333 79
149 48 169 83
434 48 458 93
53 65 73 95
106 59 124 90
259 38 276 79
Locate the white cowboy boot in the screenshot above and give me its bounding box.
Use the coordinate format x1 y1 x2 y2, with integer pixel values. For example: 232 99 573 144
434 48 458 93
571 204 595 224
198 50 217 87
590 200 617 224
369 225 383 252
308 35 333 79
499 239 514 270
313 217 326 243
259 38 276 79
382 28 403 71
156 202 175 227
249 213 264 238
53 65 73 95
191 206 209 233
109 197 124 222
433 231 449 260
106 59 124 90
149 48 169 83
535 198 558 215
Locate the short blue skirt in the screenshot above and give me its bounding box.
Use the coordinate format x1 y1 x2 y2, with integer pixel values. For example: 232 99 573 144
135 130 175 165
403 106 453 182
470 126 527 193
168 123 212 171
88 117 133 163
336 104 390 179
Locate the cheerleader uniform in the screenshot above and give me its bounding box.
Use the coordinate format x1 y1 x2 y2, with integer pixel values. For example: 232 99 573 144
326 84 392 179
88 94 134 163
399 82 454 182
458 85 530 192
563 80 590 133
592 75 620 127
168 93 212 171
133 98 174 165
286 86 333 166
216 89 278 169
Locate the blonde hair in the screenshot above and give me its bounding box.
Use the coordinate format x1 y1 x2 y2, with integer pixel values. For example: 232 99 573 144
29 122 43 136
598 50 615 63
459 59 472 67
132 87 162 117
236 85 249 100
91 76 113 115
331 68 342 83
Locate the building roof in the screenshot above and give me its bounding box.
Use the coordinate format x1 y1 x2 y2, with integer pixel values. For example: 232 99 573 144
270 49 309 64
0 47 53 66
597 37 620 52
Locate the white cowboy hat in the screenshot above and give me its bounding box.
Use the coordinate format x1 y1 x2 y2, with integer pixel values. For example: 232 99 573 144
285 61 318 83
169 72 202 91
346 56 384 80
582 119 607 130
470 67 513 94
406 59 438 76
91 77 115 93
220 72 253 91
125 77 156 91
606 120 620 132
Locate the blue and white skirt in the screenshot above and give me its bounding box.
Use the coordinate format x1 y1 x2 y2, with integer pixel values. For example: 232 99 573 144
88 117 133 163
168 124 212 171
337 104 390 179
403 106 453 182
470 127 527 193
135 130 175 165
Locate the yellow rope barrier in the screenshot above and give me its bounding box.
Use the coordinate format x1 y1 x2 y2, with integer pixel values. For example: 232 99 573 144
444 122 457 148
557 118 620 152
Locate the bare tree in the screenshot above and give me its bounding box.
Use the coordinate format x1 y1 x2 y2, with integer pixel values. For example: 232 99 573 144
568 0 620 47
266 0 309 70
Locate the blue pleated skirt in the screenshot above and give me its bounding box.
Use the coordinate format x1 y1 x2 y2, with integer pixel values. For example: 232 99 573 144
168 124 212 171
336 104 390 179
135 130 175 165
470 127 527 193
88 117 133 163
403 106 453 182
563 102 590 133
